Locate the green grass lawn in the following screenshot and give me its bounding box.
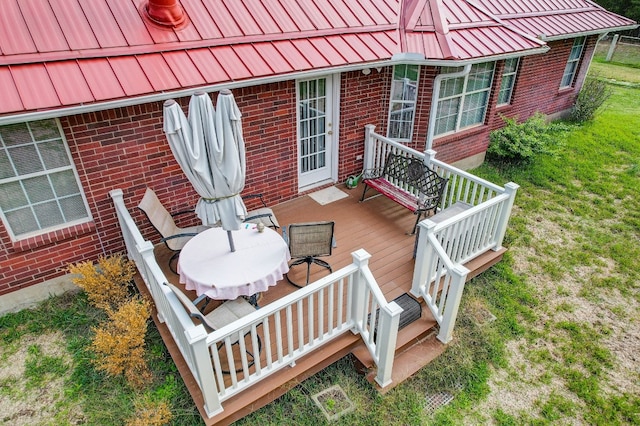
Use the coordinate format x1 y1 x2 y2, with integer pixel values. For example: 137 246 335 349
1 63 639 425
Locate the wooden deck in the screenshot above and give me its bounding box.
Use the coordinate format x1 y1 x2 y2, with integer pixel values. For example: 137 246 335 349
141 185 505 425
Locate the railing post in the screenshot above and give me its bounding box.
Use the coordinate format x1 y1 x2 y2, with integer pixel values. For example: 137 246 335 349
423 149 436 168
364 124 376 171
350 249 371 333
374 301 402 388
436 264 469 344
494 182 519 250
411 220 437 298
186 325 222 418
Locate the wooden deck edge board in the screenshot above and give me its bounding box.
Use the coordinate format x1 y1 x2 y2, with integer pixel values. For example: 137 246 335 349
365 332 447 394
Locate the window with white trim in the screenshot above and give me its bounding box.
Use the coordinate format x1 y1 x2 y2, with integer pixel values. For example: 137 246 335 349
434 62 496 136
0 119 91 239
387 64 419 141
498 57 520 105
560 37 585 88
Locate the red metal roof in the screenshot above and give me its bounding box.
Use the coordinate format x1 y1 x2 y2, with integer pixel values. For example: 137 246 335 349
473 0 637 39
0 0 635 119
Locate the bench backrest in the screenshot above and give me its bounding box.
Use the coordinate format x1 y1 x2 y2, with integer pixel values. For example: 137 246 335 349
383 154 447 201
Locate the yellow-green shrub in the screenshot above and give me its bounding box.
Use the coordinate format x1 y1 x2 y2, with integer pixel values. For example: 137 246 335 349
69 254 135 311
91 296 152 389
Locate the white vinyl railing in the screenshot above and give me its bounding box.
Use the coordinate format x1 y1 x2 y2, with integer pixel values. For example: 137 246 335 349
363 126 519 343
109 189 401 418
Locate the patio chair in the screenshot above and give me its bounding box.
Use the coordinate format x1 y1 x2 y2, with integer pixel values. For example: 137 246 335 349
137 188 208 274
243 193 280 229
283 221 335 288
164 282 262 374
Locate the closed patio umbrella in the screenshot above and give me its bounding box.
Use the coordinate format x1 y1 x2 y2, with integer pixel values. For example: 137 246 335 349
163 90 248 251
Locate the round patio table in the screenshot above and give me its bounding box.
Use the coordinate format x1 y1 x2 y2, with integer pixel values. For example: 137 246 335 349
178 224 290 300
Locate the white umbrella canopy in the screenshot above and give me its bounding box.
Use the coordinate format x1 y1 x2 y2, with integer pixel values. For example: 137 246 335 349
162 90 248 251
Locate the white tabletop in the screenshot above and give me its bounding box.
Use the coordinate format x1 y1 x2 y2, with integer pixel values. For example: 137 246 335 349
178 224 290 300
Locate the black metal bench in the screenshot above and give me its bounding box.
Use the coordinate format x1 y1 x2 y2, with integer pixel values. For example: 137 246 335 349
360 153 448 234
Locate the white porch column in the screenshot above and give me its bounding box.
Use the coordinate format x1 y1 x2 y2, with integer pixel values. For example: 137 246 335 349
349 249 371 333
363 124 376 171
411 220 437 298
186 325 222 418
374 300 402 388
436 264 469 344
494 182 519 250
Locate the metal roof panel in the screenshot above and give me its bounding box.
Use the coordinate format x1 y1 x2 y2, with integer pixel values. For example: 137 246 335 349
137 55 180 91
11 64 60 110
233 44 273 77
109 57 154 96
272 41 312 70
78 59 125 101
278 0 316 31
78 0 127 48
309 38 347 66
19 0 69 52
291 39 330 68
46 62 94 105
252 43 293 74
340 36 378 62
48 0 99 50
0 0 36 55
106 0 154 46
354 32 396 59
225 1 263 36
324 35 364 63
179 0 222 39
0 68 24 113
259 0 299 33
203 1 244 38
297 1 334 30
213 46 252 80
162 51 207 87
187 49 230 83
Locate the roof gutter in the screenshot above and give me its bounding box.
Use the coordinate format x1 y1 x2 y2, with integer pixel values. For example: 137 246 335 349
0 46 549 126
426 64 472 151
539 25 638 41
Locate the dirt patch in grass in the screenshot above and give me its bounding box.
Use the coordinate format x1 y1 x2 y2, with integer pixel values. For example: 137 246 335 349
0 331 85 425
465 206 640 424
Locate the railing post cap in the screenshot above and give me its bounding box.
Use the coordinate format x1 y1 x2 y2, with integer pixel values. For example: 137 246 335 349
425 149 437 156
109 188 124 198
351 249 371 264
185 324 209 343
452 264 470 276
365 124 376 130
505 182 520 191
419 220 438 231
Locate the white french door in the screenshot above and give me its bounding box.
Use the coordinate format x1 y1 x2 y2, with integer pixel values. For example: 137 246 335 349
297 75 337 189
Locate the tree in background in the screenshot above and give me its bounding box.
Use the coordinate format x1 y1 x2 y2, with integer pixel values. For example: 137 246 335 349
594 0 640 35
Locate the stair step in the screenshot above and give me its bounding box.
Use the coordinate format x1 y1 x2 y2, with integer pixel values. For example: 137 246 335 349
366 331 446 394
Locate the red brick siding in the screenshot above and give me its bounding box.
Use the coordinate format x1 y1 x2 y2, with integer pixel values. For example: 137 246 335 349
0 37 596 294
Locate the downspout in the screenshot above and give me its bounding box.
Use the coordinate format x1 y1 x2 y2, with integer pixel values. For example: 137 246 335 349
426 64 471 151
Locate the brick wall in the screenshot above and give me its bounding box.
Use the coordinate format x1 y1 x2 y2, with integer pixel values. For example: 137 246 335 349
0 37 595 294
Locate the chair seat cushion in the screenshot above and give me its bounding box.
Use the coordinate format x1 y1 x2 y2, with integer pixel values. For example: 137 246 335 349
205 298 257 330
246 207 280 227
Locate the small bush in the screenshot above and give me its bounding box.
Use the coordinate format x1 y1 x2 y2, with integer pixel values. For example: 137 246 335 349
487 113 558 165
69 254 135 311
91 297 152 389
125 398 173 426
570 73 612 123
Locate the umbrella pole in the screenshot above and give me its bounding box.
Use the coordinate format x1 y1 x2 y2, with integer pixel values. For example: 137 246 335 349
227 230 236 252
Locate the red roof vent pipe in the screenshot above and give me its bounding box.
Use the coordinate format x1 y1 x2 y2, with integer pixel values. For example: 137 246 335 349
144 0 187 29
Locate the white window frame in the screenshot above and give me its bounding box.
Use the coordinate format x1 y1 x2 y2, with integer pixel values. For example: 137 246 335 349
0 119 92 240
497 57 520 106
560 37 586 88
387 64 420 141
434 62 496 137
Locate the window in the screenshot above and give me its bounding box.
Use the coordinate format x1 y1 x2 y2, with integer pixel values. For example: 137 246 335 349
497 57 520 105
0 119 91 239
387 64 419 140
560 37 585 88
434 62 496 136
